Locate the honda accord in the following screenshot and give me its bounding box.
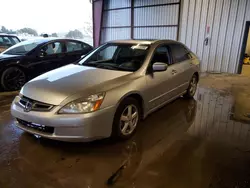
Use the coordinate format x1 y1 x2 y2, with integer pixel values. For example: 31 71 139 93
11 39 200 142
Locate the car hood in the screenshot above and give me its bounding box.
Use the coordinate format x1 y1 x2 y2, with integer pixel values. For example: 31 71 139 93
0 53 24 61
20 64 134 105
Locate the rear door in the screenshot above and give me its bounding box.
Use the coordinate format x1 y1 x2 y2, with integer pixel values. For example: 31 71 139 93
168 43 193 93
64 40 93 65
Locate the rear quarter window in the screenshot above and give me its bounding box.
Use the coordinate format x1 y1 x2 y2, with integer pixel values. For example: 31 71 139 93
66 41 92 53
12 37 20 44
0 36 20 47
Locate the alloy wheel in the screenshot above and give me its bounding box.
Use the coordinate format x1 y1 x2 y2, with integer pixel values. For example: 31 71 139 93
3 68 26 90
120 104 139 136
189 77 197 96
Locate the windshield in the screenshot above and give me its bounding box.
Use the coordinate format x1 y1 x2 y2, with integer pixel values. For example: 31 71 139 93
3 40 41 55
79 43 150 72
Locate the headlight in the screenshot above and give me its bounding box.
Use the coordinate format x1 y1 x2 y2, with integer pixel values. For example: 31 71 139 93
58 93 105 114
13 95 21 104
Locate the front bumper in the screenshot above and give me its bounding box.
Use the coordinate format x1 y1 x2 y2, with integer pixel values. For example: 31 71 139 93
11 101 116 142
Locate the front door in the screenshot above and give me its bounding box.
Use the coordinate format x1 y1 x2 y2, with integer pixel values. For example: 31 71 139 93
145 45 183 111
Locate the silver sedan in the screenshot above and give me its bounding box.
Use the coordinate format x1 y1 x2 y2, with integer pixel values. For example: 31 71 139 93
11 39 200 142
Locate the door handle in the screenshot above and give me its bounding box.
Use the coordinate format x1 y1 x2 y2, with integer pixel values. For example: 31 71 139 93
171 69 177 75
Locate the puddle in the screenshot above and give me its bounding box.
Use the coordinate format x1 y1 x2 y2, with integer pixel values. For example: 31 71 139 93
231 86 250 123
188 87 250 149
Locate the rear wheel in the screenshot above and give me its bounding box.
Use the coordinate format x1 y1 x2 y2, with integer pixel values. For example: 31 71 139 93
1 67 26 91
184 74 198 98
112 98 141 140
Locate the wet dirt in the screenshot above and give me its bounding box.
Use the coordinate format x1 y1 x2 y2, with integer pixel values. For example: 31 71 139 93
0 75 250 188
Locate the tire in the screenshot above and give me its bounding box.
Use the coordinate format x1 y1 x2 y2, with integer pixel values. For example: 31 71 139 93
184 74 198 99
1 67 26 91
112 97 141 140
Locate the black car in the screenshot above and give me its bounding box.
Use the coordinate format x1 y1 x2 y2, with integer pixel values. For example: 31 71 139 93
0 34 21 53
0 38 93 91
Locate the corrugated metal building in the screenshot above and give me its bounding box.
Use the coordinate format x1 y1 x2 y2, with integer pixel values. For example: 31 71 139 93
93 0 250 73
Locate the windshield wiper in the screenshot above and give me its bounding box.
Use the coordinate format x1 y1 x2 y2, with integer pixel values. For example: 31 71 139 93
99 64 132 71
82 62 132 71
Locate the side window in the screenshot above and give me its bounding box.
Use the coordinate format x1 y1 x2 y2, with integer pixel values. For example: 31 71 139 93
66 41 89 52
0 36 15 47
170 44 190 63
11 37 20 44
41 42 63 55
151 45 170 65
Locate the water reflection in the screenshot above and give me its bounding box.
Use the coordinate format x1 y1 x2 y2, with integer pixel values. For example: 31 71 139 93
189 87 250 149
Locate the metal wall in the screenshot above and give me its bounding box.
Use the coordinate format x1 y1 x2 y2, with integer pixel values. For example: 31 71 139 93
101 28 131 42
180 0 250 73
134 3 179 40
134 27 178 40
101 0 181 43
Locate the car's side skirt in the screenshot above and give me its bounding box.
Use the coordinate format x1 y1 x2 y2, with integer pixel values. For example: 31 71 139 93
144 91 186 119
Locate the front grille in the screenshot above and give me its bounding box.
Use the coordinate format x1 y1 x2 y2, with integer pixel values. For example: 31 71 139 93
18 95 54 112
17 118 54 134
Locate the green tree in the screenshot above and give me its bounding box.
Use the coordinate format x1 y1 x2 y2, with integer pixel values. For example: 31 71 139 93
1 26 8 33
0 26 17 34
65 29 83 39
18 28 38 36
8 29 16 34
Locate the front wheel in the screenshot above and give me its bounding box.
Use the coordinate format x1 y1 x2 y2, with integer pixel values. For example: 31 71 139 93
184 74 198 98
112 98 141 140
1 67 26 91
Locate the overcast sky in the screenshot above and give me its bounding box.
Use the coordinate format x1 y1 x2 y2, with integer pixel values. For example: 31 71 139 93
1 0 92 34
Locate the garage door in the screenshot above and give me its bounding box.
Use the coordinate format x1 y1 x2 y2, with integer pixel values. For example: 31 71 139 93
101 0 181 44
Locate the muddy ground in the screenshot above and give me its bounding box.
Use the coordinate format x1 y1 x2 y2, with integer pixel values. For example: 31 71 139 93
0 74 250 188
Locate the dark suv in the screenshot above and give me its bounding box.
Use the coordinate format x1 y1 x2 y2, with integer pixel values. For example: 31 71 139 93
0 34 21 53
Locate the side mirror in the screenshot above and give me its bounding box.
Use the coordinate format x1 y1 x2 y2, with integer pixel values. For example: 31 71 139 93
152 62 168 72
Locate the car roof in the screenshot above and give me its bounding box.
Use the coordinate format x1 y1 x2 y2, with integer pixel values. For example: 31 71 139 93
107 39 183 45
0 33 19 37
18 37 88 44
